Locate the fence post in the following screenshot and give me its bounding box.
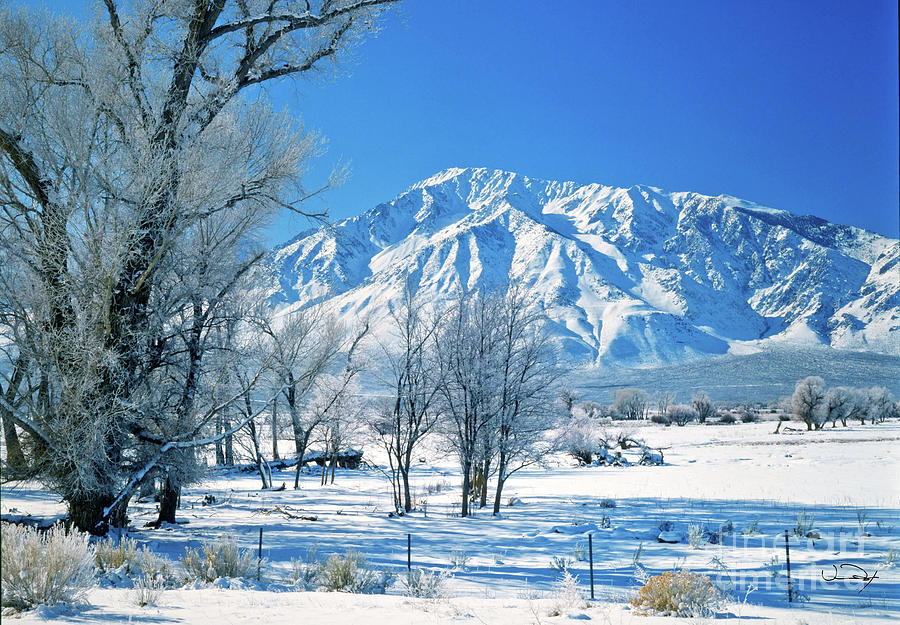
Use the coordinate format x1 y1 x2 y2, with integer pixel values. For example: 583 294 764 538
407 533 412 571
784 530 792 603
588 533 595 600
258 527 264 581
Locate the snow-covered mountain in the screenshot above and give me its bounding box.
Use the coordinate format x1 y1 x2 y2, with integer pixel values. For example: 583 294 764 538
266 167 899 367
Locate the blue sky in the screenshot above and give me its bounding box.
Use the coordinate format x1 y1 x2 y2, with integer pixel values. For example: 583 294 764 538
34 1 900 243
268 0 899 243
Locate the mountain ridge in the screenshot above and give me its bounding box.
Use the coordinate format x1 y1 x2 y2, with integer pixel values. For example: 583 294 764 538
266 167 899 367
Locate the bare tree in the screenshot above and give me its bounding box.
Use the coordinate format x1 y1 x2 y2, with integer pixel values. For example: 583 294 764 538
690 391 714 424
255 306 345 489
489 286 559 515
316 374 363 486
655 392 676 419
435 292 499 518
0 0 400 532
435 287 558 517
613 388 649 421
372 284 440 513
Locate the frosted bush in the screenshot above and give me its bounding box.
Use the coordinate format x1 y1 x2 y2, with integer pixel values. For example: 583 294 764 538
573 541 588 561
547 570 583 616
131 575 163 607
135 550 177 586
631 570 724 617
688 524 704 549
96 537 176 585
667 404 698 427
182 534 258 582
550 555 573 571
402 568 453 599
793 509 815 537
286 545 321 589
319 550 391 594
449 549 469 570
95 536 140 574
1 522 95 610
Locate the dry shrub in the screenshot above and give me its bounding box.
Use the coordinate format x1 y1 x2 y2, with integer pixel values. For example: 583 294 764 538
0 522 95 610
631 570 724 617
286 545 321 590
402 568 453 599
319 550 391 594
95 536 140 573
131 575 163 607
182 534 258 582
547 570 583 616
95 536 176 586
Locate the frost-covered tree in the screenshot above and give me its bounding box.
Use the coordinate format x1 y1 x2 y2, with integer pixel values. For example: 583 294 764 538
791 376 826 430
255 306 348 488
488 286 559 515
0 0 399 533
823 387 852 427
865 387 894 424
655 392 676 419
372 284 441 513
573 400 607 420
613 388 649 420
666 404 697 427
435 287 558 517
435 292 499 518
562 413 602 465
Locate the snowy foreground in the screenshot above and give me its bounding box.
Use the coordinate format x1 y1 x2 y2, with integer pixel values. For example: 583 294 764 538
3 420 899 624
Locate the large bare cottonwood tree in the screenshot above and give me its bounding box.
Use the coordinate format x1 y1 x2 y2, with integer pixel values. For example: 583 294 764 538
0 0 399 533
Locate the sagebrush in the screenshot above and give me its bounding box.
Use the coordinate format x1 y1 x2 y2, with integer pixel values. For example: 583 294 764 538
286 545 321 589
0 522 95 609
402 568 452 599
182 534 258 582
631 570 724 617
319 550 391 594
96 536 177 584
95 536 140 573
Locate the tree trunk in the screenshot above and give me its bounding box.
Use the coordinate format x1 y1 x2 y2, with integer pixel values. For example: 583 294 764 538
460 460 471 518
400 465 412 512
1 413 24 471
479 458 490 508
1 357 28 470
492 452 509 516
215 414 225 465
271 398 280 461
68 492 129 535
156 473 180 526
293 436 310 489
224 415 234 465
248 419 269 489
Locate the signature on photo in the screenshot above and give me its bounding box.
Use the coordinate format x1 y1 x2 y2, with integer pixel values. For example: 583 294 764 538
821 563 879 593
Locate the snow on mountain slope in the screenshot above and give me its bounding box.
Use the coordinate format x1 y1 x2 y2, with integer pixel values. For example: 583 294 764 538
266 168 899 367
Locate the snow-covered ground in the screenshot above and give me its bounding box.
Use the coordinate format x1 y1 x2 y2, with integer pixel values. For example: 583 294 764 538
3 420 899 624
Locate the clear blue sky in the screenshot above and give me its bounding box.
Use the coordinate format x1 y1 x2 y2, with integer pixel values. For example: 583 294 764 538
33 1 900 243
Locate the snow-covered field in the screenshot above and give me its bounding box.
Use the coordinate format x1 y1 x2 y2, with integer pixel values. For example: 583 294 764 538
3 420 899 624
